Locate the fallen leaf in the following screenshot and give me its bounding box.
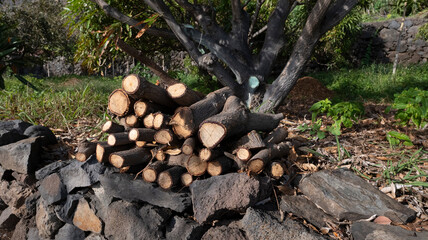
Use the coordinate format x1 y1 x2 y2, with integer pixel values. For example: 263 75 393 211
374 216 392 225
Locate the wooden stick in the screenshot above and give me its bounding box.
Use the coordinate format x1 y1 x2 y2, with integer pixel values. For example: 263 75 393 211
167 83 203 106
76 141 97 162
143 113 155 129
142 161 169 183
199 148 224 162
109 147 151 168
128 128 156 142
207 156 234 176
102 121 125 133
181 137 196 155
153 112 170 130
158 166 187 189
96 142 133 163
247 142 289 174
125 115 140 128
181 172 193 187
186 155 207 176
134 100 172 118
167 153 189 167
107 132 133 146
264 127 288 146
154 129 179 145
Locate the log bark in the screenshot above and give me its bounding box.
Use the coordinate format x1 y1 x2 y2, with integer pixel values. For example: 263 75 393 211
170 87 233 138
158 165 187 189
207 156 234 176
134 100 173 118
143 113 155 129
224 151 246 170
181 137 196 155
122 74 177 107
247 142 289 174
168 153 189 167
232 130 266 150
181 172 193 187
245 112 284 132
128 128 156 142
153 112 170 130
142 161 169 183
186 155 207 176
96 142 133 163
108 89 134 117
154 129 179 146
109 147 151 168
199 148 224 162
117 117 131 130
125 115 140 128
264 127 288 146
107 132 133 146
268 161 286 179
167 83 203 106
102 121 125 133
76 141 97 162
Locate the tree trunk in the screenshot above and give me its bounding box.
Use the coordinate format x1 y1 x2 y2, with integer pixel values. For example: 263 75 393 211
76 141 97 162
109 147 151 168
158 165 187 189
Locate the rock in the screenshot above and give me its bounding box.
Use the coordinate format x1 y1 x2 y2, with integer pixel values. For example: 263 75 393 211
11 217 36 240
25 192 41 217
0 137 41 174
60 161 93 193
280 195 337 229
408 26 420 37
0 120 32 134
72 198 102 233
0 166 4 180
415 39 426 48
388 20 400 30
85 233 107 240
39 173 67 205
404 19 413 28
408 54 421 64
298 168 416 223
11 171 37 185
55 194 81 224
35 160 72 181
105 200 165 240
241 208 324 240
27 227 40 240
92 183 113 207
0 198 6 211
36 199 64 239
166 216 208 240
351 221 428 240
0 207 20 230
54 223 85 240
138 204 172 234
379 28 399 42
100 172 191 212
201 225 246 240
80 155 106 183
190 173 271 223
23 125 57 146
0 129 26 146
0 180 32 209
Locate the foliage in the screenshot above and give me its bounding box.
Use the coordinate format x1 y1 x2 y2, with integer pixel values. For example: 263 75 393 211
386 88 428 128
416 23 428 41
363 0 428 19
0 0 76 62
386 131 413 147
310 63 428 102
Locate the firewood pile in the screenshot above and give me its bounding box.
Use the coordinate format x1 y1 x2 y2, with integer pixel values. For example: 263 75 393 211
76 74 289 189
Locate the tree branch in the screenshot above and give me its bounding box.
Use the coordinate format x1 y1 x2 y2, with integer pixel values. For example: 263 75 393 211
248 0 266 41
91 0 174 39
230 0 252 61
320 0 359 35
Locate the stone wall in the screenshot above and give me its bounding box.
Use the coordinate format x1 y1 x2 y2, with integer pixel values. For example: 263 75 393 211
353 17 428 65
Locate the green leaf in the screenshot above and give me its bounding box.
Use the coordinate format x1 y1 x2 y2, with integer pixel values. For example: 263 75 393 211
317 131 326 139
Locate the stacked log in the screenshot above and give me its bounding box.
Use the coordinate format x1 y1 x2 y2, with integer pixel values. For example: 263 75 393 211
79 74 290 190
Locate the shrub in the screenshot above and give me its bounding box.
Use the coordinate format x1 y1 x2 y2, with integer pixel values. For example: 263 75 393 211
386 88 428 128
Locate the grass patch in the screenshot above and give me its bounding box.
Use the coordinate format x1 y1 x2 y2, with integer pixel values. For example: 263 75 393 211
309 63 428 102
0 75 120 130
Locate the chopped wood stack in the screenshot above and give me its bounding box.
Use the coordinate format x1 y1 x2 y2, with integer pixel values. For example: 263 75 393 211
76 74 290 190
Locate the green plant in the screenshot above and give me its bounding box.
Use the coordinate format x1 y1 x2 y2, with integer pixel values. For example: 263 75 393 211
386 88 428 128
386 131 413 147
416 23 428 41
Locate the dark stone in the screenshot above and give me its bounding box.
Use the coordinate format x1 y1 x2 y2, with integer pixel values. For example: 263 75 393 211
27 227 40 240
0 180 32 209
379 28 399 42
11 171 37 185
404 19 413 28
39 173 67 205
351 221 428 240
0 137 41 174
36 199 64 239
11 217 36 240
201 226 246 240
35 160 71 181
139 204 172 234
408 26 420 37
23 125 57 146
54 223 85 240
0 120 32 134
92 183 113 207
100 172 191 212
0 198 6 211
166 216 208 240
0 207 20 230
280 195 337 229
85 233 107 240
415 39 426 48
388 20 400 30
105 200 165 240
241 208 325 240
190 173 271 223
25 192 41 217
60 161 93 193
55 194 82 224
298 168 416 223
0 129 26 146
80 155 106 183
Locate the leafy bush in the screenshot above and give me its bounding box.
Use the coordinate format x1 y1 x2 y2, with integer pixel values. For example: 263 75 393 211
386 131 413 147
386 88 428 128
416 23 428 41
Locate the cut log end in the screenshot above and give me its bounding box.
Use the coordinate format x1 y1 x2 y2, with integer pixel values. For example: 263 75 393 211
186 155 207 176
270 161 285 179
122 74 140 94
95 144 106 163
236 148 252 161
144 114 155 129
134 101 148 117
207 161 222 176
128 129 139 141
75 153 87 162
154 129 174 145
142 169 157 183
125 115 139 127
167 83 187 98
248 159 264 174
158 172 173 189
199 122 226 149
102 121 124 133
108 89 131 117
181 172 193 186
135 141 147 147
109 155 125 168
